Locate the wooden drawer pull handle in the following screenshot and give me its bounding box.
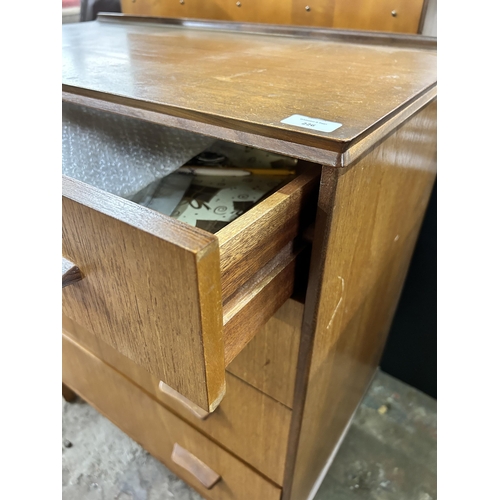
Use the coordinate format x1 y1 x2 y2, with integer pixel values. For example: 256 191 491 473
171 443 221 489
159 381 210 420
62 257 83 288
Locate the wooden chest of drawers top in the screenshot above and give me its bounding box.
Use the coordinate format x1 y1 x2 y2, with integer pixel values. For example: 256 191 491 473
63 14 436 167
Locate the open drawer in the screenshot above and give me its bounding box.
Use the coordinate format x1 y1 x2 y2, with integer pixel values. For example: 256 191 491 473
62 161 318 412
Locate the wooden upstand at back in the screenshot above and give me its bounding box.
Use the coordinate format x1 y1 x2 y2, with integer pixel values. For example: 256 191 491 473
62 15 437 500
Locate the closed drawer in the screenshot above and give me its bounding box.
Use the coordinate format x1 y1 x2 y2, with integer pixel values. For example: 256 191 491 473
63 315 291 485
62 334 282 500
62 165 319 412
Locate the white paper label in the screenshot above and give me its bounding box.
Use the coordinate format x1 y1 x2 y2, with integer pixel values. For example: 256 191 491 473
280 114 342 133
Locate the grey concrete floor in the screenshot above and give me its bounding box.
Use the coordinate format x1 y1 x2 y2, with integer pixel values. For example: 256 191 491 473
62 371 436 500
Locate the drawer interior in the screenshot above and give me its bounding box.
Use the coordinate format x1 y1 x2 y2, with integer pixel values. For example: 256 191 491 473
62 103 320 411
63 101 302 232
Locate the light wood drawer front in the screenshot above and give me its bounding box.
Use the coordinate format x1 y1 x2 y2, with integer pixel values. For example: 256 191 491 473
331 0 425 34
62 334 282 500
62 169 319 412
63 316 291 485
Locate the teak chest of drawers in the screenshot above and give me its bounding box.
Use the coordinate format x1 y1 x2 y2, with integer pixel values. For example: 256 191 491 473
62 15 437 500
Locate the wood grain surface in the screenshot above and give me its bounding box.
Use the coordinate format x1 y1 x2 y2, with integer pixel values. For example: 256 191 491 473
63 315 292 485
121 0 295 26
222 242 299 365
62 334 282 500
332 0 425 33
227 299 303 409
61 20 438 498
284 100 437 500
217 169 319 300
62 89 345 168
62 16 436 156
62 175 226 412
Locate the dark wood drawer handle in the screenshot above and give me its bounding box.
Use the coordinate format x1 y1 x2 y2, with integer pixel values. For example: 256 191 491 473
171 443 221 489
62 257 83 288
159 381 210 420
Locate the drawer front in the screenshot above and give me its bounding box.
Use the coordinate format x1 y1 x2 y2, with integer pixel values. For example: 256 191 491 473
62 334 282 500
332 0 425 34
63 175 225 412
63 169 318 411
63 315 292 485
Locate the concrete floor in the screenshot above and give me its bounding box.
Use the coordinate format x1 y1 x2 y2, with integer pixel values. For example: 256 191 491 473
62 371 436 500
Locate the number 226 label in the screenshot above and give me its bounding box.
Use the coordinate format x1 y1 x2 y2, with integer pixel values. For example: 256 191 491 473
280 114 342 133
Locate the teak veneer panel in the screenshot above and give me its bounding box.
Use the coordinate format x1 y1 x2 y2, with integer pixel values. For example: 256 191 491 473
62 334 282 500
284 100 437 500
222 242 298 365
122 0 295 26
62 17 436 156
332 0 425 34
63 316 292 485
62 175 225 412
217 168 319 300
227 299 303 409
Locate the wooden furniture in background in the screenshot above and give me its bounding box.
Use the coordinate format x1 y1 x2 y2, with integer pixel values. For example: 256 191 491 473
120 0 429 34
62 15 436 500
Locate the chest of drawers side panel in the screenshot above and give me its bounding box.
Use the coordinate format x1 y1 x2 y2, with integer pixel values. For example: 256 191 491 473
284 100 437 500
